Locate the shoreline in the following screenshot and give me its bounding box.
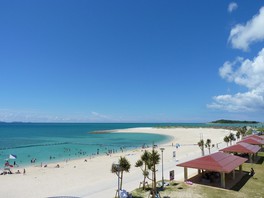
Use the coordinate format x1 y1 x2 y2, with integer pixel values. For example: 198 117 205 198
5 128 173 170
0 127 233 198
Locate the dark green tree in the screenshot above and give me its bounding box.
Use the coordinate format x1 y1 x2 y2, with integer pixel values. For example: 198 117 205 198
198 139 205 156
228 133 236 145
204 139 214 154
239 126 247 137
111 156 131 196
224 136 229 146
146 147 160 197
135 150 150 190
236 131 241 140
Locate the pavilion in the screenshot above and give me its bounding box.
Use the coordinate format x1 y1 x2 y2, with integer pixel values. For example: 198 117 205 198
177 152 247 188
243 134 264 140
219 142 261 163
238 137 264 146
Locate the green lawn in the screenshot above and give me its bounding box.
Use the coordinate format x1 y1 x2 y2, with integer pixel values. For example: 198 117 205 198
131 152 264 198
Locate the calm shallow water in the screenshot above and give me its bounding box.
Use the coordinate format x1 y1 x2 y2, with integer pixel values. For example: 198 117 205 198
0 122 261 167
0 123 173 167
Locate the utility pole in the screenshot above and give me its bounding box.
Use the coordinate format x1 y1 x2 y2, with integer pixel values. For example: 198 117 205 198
160 147 165 188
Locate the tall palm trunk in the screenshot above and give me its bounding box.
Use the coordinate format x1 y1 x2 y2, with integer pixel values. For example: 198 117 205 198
143 164 147 190
152 165 157 197
120 171 123 190
152 169 155 196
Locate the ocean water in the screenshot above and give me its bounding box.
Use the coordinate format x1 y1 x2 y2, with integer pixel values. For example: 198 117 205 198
0 122 261 168
0 123 174 168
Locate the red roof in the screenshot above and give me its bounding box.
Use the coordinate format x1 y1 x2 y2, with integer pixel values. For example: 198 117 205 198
239 137 264 145
244 134 264 140
219 142 260 154
177 152 247 173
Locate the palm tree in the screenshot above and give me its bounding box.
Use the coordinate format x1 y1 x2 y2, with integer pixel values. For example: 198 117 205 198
119 157 131 190
135 150 150 190
239 126 247 137
146 147 160 197
257 127 264 135
111 156 131 194
236 131 241 140
224 136 229 146
228 133 236 145
204 139 214 154
111 163 121 198
198 139 205 156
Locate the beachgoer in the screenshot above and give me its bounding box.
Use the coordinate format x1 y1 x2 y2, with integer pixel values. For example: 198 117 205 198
5 161 10 167
23 168 26 174
250 168 255 176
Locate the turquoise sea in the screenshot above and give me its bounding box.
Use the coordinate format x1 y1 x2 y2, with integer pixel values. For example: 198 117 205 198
0 123 170 168
0 122 261 168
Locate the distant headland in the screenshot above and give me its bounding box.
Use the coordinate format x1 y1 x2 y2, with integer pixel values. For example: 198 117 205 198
210 119 259 124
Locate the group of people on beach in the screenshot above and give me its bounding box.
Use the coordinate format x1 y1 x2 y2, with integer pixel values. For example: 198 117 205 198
4 160 19 168
0 168 26 175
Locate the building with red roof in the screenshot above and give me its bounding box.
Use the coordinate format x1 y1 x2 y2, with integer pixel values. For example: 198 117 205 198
244 134 264 140
177 152 247 188
220 142 260 163
239 137 264 146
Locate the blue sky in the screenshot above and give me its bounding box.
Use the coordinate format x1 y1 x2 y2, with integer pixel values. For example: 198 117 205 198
0 1 264 123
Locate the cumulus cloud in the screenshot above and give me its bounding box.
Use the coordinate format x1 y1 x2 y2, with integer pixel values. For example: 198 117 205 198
208 48 264 112
228 2 238 13
229 7 264 51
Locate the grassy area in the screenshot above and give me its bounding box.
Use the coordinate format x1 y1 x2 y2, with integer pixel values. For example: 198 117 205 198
131 152 264 198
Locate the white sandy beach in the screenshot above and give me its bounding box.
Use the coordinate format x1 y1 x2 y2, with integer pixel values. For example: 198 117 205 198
0 127 233 198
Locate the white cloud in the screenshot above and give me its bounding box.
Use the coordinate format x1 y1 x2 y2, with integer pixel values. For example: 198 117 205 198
0 109 62 122
219 57 243 81
90 111 110 120
0 109 112 122
229 7 264 51
0 108 131 123
208 48 264 112
228 2 238 13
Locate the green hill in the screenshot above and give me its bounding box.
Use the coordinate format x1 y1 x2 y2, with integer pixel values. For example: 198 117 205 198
211 119 259 124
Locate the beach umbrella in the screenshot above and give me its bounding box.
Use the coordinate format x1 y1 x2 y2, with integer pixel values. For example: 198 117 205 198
9 154 17 159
